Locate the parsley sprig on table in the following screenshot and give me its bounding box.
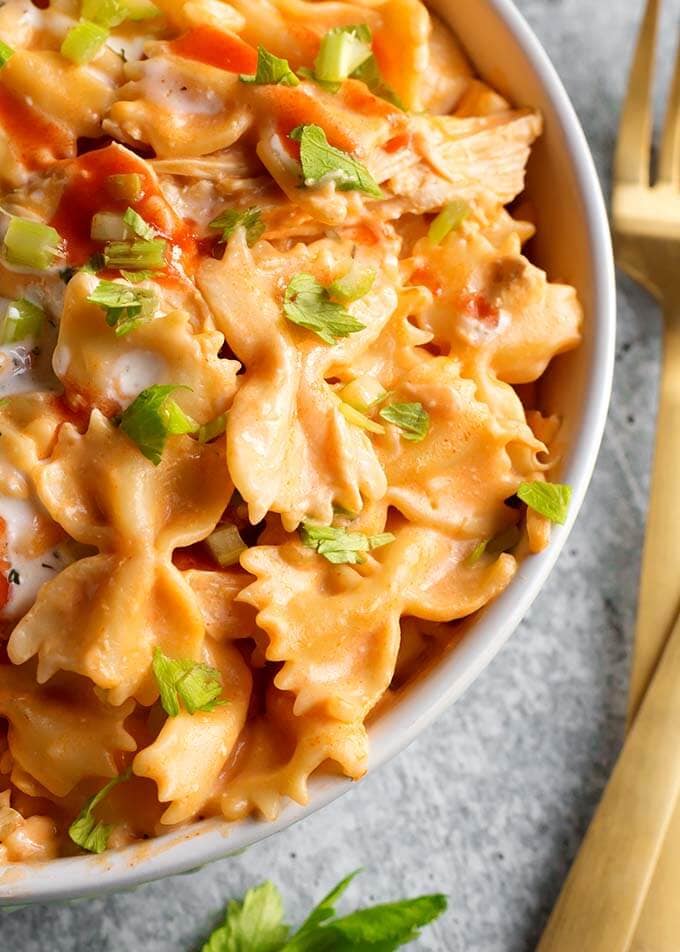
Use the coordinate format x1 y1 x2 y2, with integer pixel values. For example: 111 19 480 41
201 870 446 951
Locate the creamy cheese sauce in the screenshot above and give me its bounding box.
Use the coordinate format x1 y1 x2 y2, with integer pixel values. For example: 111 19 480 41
110 350 166 404
0 494 75 620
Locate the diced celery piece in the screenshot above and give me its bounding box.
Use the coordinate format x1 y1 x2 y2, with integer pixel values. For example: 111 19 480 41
206 525 247 567
428 200 470 245
90 212 129 242
338 400 385 434
61 20 109 65
329 266 375 304
1 298 44 343
0 40 14 68
103 238 166 270
107 174 143 202
314 26 372 83
338 375 386 413
3 218 62 270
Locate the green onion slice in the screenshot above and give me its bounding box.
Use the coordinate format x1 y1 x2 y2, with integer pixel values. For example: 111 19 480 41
3 218 62 270
428 200 470 245
0 299 44 344
61 20 109 65
0 40 14 68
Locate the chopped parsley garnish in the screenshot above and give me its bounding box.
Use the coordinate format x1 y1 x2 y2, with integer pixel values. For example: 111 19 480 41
152 646 224 717
289 124 382 198
200 870 446 950
240 45 299 86
87 280 158 336
379 402 430 442
351 52 403 108
300 522 394 564
283 273 365 344
69 769 131 854
517 481 572 525
120 385 198 465
209 207 264 247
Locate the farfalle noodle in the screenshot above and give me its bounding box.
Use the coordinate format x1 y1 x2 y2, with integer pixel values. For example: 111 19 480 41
0 0 581 858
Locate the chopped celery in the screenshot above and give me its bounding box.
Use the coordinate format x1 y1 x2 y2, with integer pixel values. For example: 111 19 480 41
0 40 14 68
1 299 44 343
198 413 227 443
329 266 375 304
120 385 198 464
314 25 372 83
122 207 155 239
338 375 386 413
61 20 109 65
90 212 128 242
107 173 143 202
337 400 385 434
81 0 158 26
206 525 247 567
103 238 166 270
428 200 470 245
3 218 62 270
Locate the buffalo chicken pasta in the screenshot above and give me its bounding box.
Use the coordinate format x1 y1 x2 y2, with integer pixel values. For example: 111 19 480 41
0 0 580 861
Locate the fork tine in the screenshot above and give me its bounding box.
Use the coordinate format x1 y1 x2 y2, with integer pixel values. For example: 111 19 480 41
659 36 680 188
614 0 660 186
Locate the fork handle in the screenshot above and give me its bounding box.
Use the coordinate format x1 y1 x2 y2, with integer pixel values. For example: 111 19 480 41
628 304 680 722
537 608 680 952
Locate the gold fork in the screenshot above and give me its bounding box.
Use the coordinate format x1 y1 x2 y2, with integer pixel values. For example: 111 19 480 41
536 2 680 948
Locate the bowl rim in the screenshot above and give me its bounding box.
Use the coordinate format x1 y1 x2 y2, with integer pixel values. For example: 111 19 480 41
0 0 616 906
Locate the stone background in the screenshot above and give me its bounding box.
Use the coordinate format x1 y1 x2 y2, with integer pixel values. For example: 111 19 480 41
3 0 674 948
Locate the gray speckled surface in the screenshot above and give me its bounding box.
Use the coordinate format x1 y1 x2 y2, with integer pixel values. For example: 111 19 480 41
1 0 670 948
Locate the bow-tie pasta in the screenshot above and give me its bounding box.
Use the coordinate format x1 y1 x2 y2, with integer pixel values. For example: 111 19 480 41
0 0 581 858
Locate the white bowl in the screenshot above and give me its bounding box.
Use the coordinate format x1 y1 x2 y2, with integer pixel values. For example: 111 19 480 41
0 0 615 906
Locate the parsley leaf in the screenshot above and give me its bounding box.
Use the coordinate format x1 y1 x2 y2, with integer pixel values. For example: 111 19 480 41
283 273 365 344
300 523 395 564
209 207 264 247
69 769 131 854
379 402 430 442
152 646 224 716
240 46 299 86
120 384 198 465
202 882 290 952
350 52 403 109
201 871 447 951
289 125 382 198
517 481 571 525
87 279 158 336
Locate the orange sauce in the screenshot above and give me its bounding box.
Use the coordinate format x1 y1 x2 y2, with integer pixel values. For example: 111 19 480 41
169 26 258 74
50 144 199 271
0 85 72 169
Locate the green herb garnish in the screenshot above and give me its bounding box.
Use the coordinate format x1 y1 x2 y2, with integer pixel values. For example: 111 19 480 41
283 273 365 344
209 207 264 247
69 769 131 854
152 646 224 717
200 870 447 951
240 46 299 86
300 522 394 564
517 481 571 525
290 124 382 198
379 402 430 442
87 280 158 336
120 384 198 464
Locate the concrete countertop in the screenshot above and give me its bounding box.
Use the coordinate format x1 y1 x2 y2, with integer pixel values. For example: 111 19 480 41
3 0 666 948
